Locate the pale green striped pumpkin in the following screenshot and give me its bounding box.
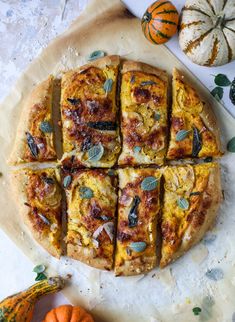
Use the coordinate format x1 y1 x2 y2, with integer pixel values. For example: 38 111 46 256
179 0 235 66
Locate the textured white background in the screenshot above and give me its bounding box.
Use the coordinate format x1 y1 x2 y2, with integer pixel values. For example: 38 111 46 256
0 0 234 320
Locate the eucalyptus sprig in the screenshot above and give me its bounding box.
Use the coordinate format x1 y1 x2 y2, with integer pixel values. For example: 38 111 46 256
211 73 235 106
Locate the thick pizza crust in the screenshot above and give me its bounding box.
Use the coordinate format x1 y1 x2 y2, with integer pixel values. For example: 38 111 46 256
160 162 222 268
11 168 62 258
8 76 56 165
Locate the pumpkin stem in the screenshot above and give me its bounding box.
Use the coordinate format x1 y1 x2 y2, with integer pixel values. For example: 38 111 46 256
143 12 152 23
214 14 226 29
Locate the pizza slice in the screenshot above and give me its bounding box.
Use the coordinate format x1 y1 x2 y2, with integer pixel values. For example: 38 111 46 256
167 68 223 160
115 168 162 276
65 169 117 270
60 55 121 169
160 162 222 268
9 76 57 165
118 60 168 166
11 167 62 258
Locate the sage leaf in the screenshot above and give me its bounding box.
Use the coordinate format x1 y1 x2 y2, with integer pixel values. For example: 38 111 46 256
129 241 147 252
214 74 231 87
140 81 157 86
87 50 105 61
190 191 201 196
88 143 104 162
79 186 94 199
103 78 113 94
192 307 201 316
205 268 224 281
40 121 53 133
177 197 189 210
33 264 46 274
204 156 213 163
133 146 141 153
107 169 115 176
128 196 141 228
35 272 47 281
67 98 81 105
154 112 161 121
230 78 235 105
38 213 50 225
176 129 191 142
211 87 224 101
87 121 117 131
141 176 158 191
26 132 38 158
192 127 202 157
42 176 54 185
227 137 235 153
63 175 72 188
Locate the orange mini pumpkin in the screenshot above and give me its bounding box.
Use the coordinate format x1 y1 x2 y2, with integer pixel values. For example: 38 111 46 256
141 0 179 45
43 304 94 322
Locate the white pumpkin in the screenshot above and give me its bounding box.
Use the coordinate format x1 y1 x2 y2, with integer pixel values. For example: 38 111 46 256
179 0 235 66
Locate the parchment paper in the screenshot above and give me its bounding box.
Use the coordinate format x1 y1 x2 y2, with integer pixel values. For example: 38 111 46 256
0 0 235 321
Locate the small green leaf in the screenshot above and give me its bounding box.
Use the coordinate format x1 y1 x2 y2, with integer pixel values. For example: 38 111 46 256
211 87 224 101
35 272 47 281
204 156 213 163
129 241 147 252
33 264 46 274
88 143 104 162
107 169 115 176
79 186 94 199
63 175 72 188
103 78 113 94
230 78 235 105
192 127 202 157
227 137 235 153
190 191 201 196
140 176 158 191
133 146 141 153
214 74 231 87
87 50 105 61
177 197 189 210
176 129 191 142
154 112 161 121
205 268 224 281
140 81 157 86
40 121 53 133
192 307 201 316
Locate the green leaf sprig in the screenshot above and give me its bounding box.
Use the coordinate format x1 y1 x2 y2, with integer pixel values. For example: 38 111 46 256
211 74 235 105
33 264 47 281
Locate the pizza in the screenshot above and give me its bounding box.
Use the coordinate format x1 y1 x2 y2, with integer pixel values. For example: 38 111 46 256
11 167 62 258
118 61 168 166
9 76 57 165
9 55 223 274
60 55 121 169
64 169 117 270
160 162 222 268
115 168 162 276
167 68 223 160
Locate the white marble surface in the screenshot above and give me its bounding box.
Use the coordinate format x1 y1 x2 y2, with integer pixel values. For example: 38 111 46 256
0 0 234 320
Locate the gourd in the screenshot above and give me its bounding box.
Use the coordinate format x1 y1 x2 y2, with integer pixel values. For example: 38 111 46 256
179 0 235 67
141 0 179 45
43 305 94 322
0 277 64 322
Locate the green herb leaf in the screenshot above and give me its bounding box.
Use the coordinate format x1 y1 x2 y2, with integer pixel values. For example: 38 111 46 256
107 169 115 176
214 74 231 87
88 143 104 162
63 175 72 188
79 186 94 199
133 146 141 153
211 87 224 101
40 121 53 133
67 98 81 105
204 156 213 163
33 264 46 274
190 191 201 196
129 241 147 252
35 272 47 281
128 196 141 228
192 127 202 157
205 268 224 281
227 137 235 153
87 121 117 131
154 112 161 121
42 176 54 185
192 307 201 316
177 197 189 210
38 213 51 225
230 78 235 105
26 132 38 158
140 176 158 191
87 50 105 61
176 129 191 142
103 78 113 94
140 81 157 86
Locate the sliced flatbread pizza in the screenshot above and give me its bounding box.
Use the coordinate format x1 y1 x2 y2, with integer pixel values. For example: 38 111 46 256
118 60 168 166
60 55 121 169
65 169 117 270
167 68 223 160
115 168 162 276
9 76 56 165
11 167 62 258
160 162 222 268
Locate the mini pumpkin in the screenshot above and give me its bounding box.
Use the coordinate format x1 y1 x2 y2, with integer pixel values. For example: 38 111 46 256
141 0 179 45
179 0 235 66
43 304 94 322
